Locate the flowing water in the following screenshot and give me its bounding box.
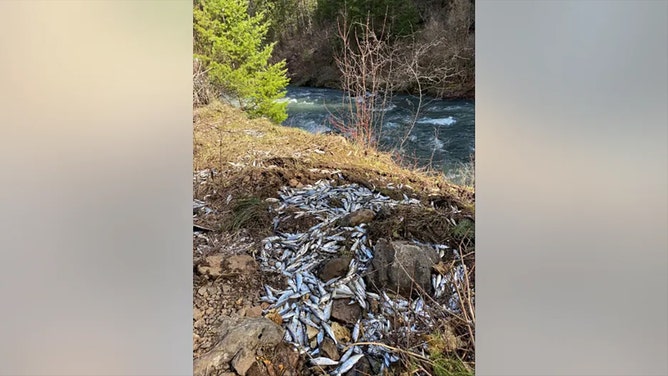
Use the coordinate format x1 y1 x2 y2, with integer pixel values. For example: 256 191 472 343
281 86 475 185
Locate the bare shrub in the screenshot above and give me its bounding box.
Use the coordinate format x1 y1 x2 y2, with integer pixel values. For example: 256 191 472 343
329 15 395 148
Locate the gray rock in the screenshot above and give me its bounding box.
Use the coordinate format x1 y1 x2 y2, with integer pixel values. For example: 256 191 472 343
231 347 255 376
193 317 284 376
365 239 439 297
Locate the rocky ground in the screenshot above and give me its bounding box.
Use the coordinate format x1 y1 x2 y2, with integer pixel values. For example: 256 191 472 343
192 102 475 376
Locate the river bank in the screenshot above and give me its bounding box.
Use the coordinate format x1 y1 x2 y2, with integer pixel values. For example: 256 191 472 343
282 86 475 186
193 101 475 376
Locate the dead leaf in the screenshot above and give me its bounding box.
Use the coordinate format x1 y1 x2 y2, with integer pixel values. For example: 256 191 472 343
433 261 450 275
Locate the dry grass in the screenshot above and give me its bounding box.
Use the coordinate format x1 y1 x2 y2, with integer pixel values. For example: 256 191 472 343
194 101 473 209
193 58 214 107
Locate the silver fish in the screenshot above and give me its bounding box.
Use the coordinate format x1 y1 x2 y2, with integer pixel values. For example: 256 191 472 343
310 357 339 366
321 321 337 344
257 180 466 368
322 300 332 321
339 346 354 364
352 320 361 342
333 354 364 375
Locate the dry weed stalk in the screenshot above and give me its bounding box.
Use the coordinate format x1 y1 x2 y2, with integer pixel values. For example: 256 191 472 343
193 58 213 107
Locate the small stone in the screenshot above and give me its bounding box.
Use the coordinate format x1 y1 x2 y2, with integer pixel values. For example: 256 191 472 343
205 307 214 315
306 325 319 340
193 307 203 321
197 286 208 297
246 305 264 318
206 285 218 297
289 178 299 187
319 338 339 361
197 254 224 278
265 311 283 325
331 299 362 324
339 209 375 227
318 256 352 281
194 319 205 329
331 322 350 343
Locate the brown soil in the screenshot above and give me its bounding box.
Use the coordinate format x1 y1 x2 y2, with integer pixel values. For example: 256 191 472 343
193 233 282 359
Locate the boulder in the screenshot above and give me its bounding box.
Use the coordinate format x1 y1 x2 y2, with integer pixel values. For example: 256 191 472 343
365 239 439 297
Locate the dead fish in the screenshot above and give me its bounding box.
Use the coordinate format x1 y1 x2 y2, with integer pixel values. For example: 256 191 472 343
352 320 361 342
296 273 303 291
258 180 462 367
366 292 380 300
300 315 319 329
322 300 332 321
310 357 339 366
321 321 337 344
316 329 325 345
333 354 364 375
332 284 354 299
271 290 293 309
339 345 355 364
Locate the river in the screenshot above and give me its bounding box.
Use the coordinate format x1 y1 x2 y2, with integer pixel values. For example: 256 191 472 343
281 86 475 185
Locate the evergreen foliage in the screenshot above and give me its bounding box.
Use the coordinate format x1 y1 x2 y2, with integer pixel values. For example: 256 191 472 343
194 0 289 123
316 0 420 37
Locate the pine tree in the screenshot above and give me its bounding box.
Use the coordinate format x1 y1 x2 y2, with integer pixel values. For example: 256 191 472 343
194 0 289 123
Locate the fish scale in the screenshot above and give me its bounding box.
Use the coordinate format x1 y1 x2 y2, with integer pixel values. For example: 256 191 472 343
258 180 467 374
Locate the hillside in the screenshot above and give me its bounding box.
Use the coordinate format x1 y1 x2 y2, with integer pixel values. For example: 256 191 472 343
192 102 475 376
270 0 475 99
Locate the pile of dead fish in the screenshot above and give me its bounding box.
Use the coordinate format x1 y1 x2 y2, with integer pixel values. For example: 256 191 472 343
257 180 466 375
